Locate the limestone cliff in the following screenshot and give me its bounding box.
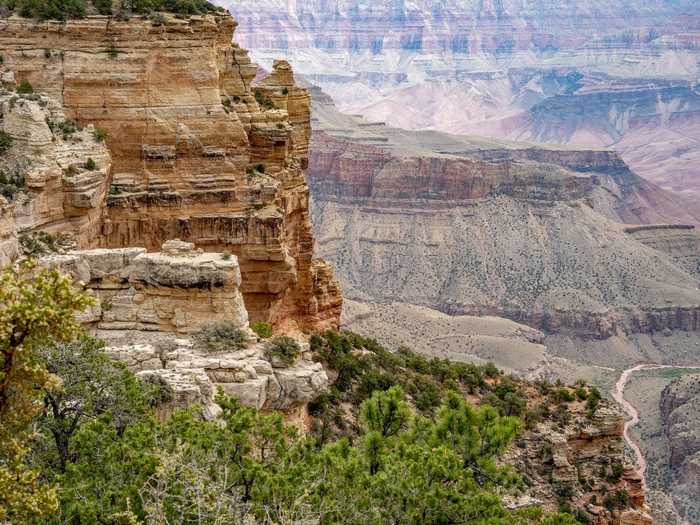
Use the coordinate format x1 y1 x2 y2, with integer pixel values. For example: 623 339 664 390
658 374 700 521
0 88 110 265
39 240 329 421
0 13 341 331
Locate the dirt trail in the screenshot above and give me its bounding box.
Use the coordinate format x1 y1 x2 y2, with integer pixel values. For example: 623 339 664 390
611 364 700 483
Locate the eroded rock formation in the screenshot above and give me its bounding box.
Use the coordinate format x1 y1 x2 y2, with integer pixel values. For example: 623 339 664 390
37 241 328 419
0 89 110 264
659 373 700 520
309 94 700 342
0 13 341 331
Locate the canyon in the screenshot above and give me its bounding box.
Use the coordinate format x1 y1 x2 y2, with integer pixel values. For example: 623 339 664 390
0 2 696 523
225 0 700 199
0 13 341 331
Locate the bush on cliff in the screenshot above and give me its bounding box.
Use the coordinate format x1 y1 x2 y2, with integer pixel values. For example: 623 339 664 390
1 0 222 20
196 320 248 352
0 130 12 155
264 335 301 365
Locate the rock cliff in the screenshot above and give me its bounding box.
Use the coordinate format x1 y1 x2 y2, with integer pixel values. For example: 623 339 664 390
0 13 341 331
0 88 110 265
659 373 700 521
38 240 329 420
309 93 700 343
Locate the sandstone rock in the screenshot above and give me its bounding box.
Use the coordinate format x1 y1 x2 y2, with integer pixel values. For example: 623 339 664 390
0 13 341 332
41 242 249 334
0 89 109 247
105 334 328 415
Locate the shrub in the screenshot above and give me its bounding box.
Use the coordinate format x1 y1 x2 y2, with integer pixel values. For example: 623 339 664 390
0 168 24 201
265 336 301 366
108 184 122 195
254 163 266 174
251 321 272 339
140 374 175 407
0 131 12 156
604 489 629 511
16 80 33 94
18 231 71 256
220 250 232 261
85 157 97 170
608 462 625 482
94 0 112 14
586 386 602 417
196 321 248 352
254 89 276 110
151 12 166 25
93 127 108 142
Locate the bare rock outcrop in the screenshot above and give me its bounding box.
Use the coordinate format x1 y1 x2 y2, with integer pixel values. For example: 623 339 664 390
40 241 250 334
0 88 110 256
110 337 328 418
38 242 328 417
659 373 700 512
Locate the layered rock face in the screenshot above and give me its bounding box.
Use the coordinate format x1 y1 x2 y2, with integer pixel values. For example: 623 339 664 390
0 88 110 265
659 373 700 520
40 240 250 334
0 14 340 331
38 241 328 419
309 95 700 342
506 403 651 525
223 0 700 202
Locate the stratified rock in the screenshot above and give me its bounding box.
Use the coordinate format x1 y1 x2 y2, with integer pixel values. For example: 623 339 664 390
107 336 328 417
0 12 341 332
40 242 249 334
0 89 110 248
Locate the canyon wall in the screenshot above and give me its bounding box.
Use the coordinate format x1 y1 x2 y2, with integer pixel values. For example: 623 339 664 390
309 95 700 342
0 13 341 331
223 0 700 202
659 373 700 522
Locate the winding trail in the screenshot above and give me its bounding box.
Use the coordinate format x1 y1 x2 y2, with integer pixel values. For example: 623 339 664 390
611 364 700 484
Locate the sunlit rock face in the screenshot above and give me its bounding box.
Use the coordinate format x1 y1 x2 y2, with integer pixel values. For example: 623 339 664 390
0 13 341 332
222 0 700 198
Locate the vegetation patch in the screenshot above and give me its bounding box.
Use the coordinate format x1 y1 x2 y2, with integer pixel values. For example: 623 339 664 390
251 321 272 339
18 231 73 256
0 131 12 156
264 335 300 365
0 0 224 20
195 320 248 352
0 167 24 201
254 89 276 110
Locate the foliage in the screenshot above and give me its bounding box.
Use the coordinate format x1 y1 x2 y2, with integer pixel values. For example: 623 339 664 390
254 89 276 110
0 262 92 522
196 320 248 352
264 335 301 365
85 157 97 170
35 336 160 473
0 167 24 201
92 127 108 142
0 130 12 155
251 321 272 339
16 79 33 94
603 489 629 511
2 0 223 19
18 231 72 257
